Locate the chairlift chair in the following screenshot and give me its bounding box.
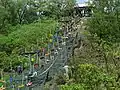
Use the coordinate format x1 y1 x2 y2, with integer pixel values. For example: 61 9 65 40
26 81 32 86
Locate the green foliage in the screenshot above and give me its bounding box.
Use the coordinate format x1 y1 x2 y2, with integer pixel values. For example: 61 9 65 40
0 0 75 72
73 64 116 89
60 84 84 90
0 19 57 70
0 0 75 71
38 0 76 19
88 0 120 43
87 0 120 81
8 19 57 49
0 5 9 34
0 0 75 35
0 52 9 69
0 19 57 52
55 74 67 85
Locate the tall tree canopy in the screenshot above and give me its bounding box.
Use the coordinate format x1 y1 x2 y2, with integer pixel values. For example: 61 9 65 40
88 0 120 43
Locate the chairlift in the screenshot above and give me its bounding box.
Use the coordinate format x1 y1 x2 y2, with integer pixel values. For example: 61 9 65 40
29 71 37 78
62 36 69 39
26 81 32 86
62 42 66 45
46 59 50 62
54 50 58 55
45 53 50 56
58 47 62 50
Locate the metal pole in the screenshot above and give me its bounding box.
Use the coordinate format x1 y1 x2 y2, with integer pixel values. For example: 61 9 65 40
56 33 59 47
29 54 32 73
37 39 39 64
12 85 15 90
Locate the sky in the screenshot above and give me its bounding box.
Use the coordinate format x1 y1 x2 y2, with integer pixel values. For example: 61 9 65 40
76 0 88 4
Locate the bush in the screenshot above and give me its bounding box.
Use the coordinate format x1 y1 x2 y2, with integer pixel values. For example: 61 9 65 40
60 84 84 90
73 64 116 89
55 75 66 85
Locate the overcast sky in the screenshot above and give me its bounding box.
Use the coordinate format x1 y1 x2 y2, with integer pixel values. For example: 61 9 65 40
76 0 88 4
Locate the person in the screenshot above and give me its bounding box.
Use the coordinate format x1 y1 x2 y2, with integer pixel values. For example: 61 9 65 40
9 75 13 88
18 65 22 74
31 58 35 65
10 76 13 83
26 81 32 86
45 71 50 81
42 48 46 56
29 71 37 77
63 65 69 79
54 49 58 55
34 63 39 69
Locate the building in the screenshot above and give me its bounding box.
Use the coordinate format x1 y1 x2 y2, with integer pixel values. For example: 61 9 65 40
74 3 92 17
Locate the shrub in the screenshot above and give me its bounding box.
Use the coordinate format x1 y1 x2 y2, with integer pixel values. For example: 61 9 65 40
60 84 84 90
73 64 116 89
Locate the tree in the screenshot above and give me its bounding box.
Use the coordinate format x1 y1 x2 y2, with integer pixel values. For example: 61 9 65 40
87 0 120 80
0 19 57 71
88 0 120 43
37 0 76 19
